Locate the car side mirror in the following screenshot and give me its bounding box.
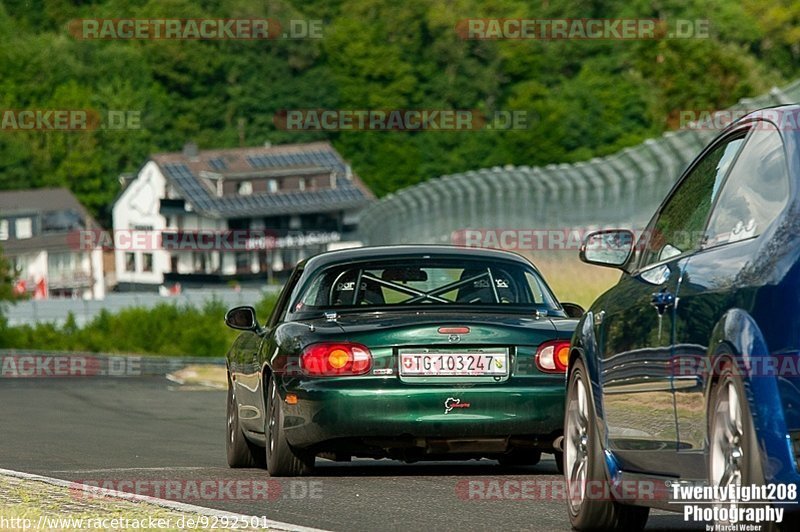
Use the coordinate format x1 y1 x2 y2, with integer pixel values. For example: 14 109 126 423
225 306 258 331
561 302 585 318
580 229 634 269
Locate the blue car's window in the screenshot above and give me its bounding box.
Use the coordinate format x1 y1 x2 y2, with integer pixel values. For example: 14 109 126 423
705 124 790 247
637 135 746 268
295 258 559 310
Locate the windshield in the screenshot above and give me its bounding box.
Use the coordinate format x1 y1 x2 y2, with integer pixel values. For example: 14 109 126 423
292 257 559 312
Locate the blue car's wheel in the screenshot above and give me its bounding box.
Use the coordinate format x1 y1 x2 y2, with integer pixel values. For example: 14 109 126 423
708 362 766 528
565 358 649 531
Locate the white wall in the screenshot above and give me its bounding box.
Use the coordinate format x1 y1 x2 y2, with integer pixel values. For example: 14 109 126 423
15 250 47 285
112 161 168 286
89 248 105 299
112 162 234 286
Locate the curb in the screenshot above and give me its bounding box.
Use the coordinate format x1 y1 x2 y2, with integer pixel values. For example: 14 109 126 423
0 468 327 532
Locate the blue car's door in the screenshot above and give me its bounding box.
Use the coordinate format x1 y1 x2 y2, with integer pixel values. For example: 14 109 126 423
599 131 748 475
670 121 791 478
598 257 684 474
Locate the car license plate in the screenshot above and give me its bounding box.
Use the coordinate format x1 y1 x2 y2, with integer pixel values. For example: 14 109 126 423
399 351 508 376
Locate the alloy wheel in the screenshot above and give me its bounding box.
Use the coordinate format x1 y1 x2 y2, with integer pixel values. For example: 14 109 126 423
566 370 589 513
710 378 744 518
228 388 236 444
268 379 278 454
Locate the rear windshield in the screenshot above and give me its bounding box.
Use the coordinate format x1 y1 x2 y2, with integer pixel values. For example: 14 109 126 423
292 258 559 311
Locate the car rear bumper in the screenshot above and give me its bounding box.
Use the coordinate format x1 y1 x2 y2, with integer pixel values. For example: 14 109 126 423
278 376 565 450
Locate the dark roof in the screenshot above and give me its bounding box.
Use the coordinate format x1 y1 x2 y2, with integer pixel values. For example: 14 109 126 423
0 188 92 219
301 244 535 272
151 141 374 218
0 187 103 255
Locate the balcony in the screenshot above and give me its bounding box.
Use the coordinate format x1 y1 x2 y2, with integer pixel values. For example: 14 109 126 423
48 271 93 289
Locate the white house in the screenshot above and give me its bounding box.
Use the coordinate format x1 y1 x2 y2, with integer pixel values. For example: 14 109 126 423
112 141 373 291
0 188 105 300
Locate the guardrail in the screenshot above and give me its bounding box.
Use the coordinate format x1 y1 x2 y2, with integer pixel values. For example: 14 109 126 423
0 349 224 378
357 80 800 246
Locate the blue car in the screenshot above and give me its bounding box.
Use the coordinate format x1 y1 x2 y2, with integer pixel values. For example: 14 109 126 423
565 106 800 530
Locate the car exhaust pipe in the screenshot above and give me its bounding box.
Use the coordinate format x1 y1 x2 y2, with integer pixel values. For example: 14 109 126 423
553 435 564 453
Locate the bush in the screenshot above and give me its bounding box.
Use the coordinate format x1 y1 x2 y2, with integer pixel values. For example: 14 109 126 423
0 293 278 357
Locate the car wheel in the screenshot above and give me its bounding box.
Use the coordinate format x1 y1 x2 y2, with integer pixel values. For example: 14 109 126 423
565 358 649 531
497 449 541 467
708 362 768 528
265 375 314 477
554 450 564 474
226 375 265 468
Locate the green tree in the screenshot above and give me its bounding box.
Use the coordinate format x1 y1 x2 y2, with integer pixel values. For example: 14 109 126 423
0 0 796 221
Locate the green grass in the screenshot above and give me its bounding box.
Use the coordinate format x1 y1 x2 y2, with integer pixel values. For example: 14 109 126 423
0 475 261 531
525 254 621 309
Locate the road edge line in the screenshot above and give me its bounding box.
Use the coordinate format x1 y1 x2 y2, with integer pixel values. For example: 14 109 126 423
0 467 328 532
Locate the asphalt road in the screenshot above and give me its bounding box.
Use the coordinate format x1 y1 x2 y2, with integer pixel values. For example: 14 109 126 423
0 377 699 531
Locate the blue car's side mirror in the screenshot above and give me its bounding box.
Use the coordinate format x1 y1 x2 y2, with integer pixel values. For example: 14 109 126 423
579 229 634 269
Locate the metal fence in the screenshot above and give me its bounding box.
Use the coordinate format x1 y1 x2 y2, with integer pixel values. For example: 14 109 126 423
358 80 800 246
4 287 280 327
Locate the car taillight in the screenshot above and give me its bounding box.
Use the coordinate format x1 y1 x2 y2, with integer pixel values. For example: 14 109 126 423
535 340 570 373
438 326 470 334
300 342 372 376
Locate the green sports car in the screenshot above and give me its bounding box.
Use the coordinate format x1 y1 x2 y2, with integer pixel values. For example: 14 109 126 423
224 245 580 476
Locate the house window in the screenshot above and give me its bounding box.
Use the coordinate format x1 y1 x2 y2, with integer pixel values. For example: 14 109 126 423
0 220 7 240
267 179 278 193
193 252 207 272
48 252 76 276
235 252 250 273
298 178 306 191
142 253 154 273
15 218 32 239
238 181 253 195
125 252 136 272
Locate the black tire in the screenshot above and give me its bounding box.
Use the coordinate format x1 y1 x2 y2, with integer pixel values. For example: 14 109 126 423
708 362 773 530
265 375 314 477
226 375 266 468
554 450 564 475
565 358 649 531
497 449 542 467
